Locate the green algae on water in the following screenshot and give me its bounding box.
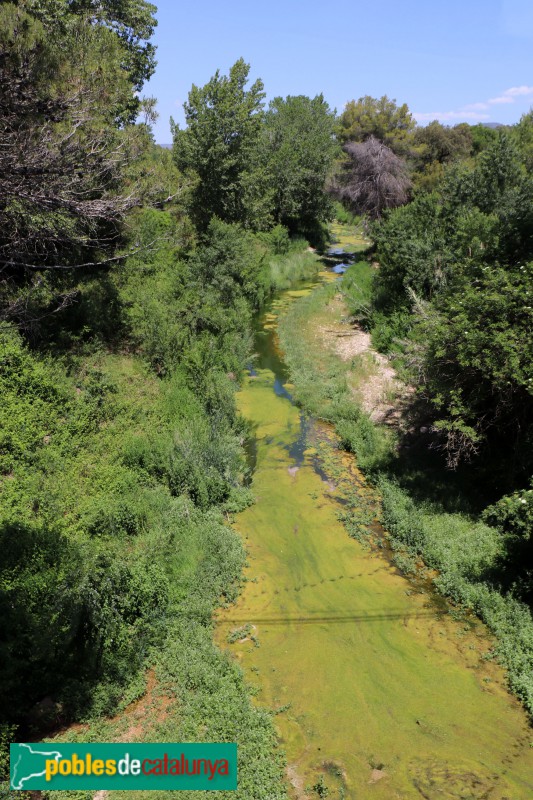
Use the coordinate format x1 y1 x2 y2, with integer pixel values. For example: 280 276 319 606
215 278 533 800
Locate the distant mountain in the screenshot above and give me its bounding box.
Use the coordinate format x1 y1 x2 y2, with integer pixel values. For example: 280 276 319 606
480 122 504 129
158 143 173 149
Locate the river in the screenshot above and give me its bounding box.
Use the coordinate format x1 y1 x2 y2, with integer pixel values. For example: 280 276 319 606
215 267 533 799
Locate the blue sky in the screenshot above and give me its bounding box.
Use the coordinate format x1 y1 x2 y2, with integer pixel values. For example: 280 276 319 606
144 0 533 144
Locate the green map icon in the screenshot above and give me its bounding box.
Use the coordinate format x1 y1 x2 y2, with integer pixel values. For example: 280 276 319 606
11 743 63 790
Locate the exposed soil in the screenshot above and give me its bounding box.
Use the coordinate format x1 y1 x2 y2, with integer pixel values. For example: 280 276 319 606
317 295 413 425
286 764 306 800
86 669 173 799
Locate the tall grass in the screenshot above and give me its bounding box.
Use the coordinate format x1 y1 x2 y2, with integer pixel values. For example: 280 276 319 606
268 245 321 291
331 201 360 227
278 279 393 475
340 260 373 325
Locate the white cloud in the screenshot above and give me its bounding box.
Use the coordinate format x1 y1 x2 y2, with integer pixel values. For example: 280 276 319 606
414 111 490 122
415 84 533 124
488 86 533 104
503 85 533 97
488 95 515 104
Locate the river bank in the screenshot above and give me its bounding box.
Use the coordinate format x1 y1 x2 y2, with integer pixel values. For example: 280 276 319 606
215 233 533 798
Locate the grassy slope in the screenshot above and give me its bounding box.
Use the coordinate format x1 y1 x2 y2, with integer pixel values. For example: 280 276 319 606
1 229 317 797
0 332 288 799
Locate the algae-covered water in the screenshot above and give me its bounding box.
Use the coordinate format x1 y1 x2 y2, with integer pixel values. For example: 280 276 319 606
215 272 533 799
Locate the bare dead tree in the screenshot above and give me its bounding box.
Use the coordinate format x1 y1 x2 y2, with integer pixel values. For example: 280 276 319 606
331 136 411 220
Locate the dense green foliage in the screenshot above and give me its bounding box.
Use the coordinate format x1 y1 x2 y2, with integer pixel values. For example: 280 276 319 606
336 95 415 154
0 11 331 793
411 121 473 191
173 62 339 242
0 201 320 714
0 0 157 328
0 261 248 719
172 59 270 231
413 121 472 166
0 199 299 794
262 94 337 242
20 0 157 117
365 132 533 482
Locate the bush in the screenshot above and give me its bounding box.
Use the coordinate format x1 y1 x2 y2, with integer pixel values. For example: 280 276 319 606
379 475 533 715
336 414 390 474
482 481 533 539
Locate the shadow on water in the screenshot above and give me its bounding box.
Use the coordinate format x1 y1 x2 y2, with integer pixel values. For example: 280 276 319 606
252 324 290 385
274 376 293 401
286 412 310 465
218 610 445 626
242 432 257 486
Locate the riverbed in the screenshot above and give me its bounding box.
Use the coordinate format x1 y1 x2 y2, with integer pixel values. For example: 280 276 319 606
215 268 533 799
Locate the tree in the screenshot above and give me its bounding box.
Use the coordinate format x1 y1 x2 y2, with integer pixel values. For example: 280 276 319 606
411 263 533 475
17 0 158 121
333 136 411 219
470 123 501 155
172 59 270 231
371 129 533 478
263 94 338 241
337 95 415 154
0 3 156 325
414 121 472 165
0 6 126 317
371 134 531 320
514 109 533 172
372 192 451 310
410 122 473 193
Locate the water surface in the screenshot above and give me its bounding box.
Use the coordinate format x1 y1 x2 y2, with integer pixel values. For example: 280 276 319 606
216 274 533 799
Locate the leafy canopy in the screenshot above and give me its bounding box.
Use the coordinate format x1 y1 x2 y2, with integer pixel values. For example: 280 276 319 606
337 95 415 154
18 0 157 114
263 94 337 241
0 1 159 325
371 132 533 476
172 58 269 231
